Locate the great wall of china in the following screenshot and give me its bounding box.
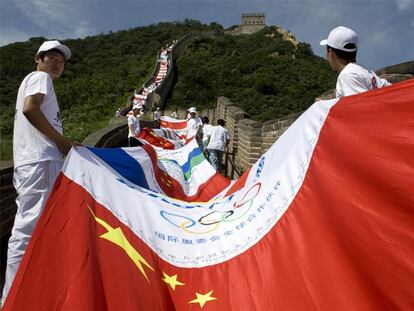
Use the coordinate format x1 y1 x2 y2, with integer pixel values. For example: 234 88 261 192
1 27 413 289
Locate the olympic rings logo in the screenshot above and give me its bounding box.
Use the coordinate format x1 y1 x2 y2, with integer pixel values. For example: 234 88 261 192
160 182 261 235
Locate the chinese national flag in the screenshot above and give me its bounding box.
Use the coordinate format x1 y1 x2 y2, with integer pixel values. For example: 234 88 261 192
3 79 414 310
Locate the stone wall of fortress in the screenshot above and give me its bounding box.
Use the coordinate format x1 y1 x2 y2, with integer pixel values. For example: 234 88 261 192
213 97 301 176
163 97 299 176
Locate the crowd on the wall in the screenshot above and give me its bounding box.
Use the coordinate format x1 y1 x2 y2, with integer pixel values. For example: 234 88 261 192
128 103 230 172
131 41 176 112
185 107 230 172
117 38 231 173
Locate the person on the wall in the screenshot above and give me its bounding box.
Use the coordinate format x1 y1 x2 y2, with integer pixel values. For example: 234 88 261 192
2 40 80 306
320 26 391 98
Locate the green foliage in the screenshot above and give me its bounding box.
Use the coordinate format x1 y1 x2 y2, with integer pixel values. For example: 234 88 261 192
166 27 336 120
0 21 215 160
0 106 15 161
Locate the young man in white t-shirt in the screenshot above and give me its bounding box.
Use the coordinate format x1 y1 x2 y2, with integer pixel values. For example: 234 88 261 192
153 107 161 121
320 26 391 98
206 119 230 172
127 104 142 147
201 116 213 153
185 107 203 149
2 40 78 305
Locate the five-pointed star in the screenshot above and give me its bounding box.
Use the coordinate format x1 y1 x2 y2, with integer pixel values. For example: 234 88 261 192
189 290 217 308
162 271 185 290
88 205 154 282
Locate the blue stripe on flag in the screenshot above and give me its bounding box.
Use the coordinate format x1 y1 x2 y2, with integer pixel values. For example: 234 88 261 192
88 147 150 189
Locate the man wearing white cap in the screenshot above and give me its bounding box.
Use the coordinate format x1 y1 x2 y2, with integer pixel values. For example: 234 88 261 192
128 104 142 147
153 107 161 122
206 119 229 172
2 40 78 305
320 26 391 98
186 107 203 149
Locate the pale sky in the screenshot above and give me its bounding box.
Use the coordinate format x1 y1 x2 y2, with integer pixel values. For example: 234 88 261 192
1 0 413 70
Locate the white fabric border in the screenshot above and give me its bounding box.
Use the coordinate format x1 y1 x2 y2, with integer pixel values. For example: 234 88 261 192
62 98 339 267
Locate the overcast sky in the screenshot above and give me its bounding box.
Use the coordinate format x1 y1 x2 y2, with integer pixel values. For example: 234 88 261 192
0 0 413 70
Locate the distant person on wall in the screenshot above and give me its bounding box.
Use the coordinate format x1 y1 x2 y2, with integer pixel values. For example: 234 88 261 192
2 40 79 306
320 26 391 98
186 107 203 149
153 107 161 122
171 109 178 119
206 119 229 172
128 104 142 147
201 116 213 156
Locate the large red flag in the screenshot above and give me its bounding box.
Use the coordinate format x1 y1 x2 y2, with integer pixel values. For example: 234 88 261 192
3 79 414 310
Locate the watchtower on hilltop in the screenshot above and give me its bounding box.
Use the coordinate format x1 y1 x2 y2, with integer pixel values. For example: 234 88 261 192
241 13 266 34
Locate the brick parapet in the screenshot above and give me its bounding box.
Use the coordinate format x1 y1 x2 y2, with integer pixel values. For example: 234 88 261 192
237 118 264 171
224 105 246 153
214 98 304 172
216 97 233 121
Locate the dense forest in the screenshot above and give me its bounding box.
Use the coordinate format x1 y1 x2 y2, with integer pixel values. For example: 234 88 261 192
0 21 336 161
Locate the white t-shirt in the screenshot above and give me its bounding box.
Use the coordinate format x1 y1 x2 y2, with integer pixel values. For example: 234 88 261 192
127 115 141 138
336 63 391 98
186 117 203 139
202 124 213 144
207 125 229 152
13 71 63 168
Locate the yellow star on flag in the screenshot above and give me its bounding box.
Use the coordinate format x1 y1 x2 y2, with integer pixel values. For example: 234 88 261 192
189 290 217 308
162 272 185 290
88 205 154 282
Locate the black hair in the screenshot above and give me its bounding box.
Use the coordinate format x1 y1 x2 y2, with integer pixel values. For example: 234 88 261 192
217 119 225 126
202 116 209 124
327 44 357 62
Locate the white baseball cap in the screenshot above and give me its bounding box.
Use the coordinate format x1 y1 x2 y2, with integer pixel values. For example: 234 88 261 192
37 40 71 60
320 26 358 52
188 107 197 113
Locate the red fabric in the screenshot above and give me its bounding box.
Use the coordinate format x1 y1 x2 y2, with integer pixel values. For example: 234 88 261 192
3 177 175 310
160 119 188 130
4 79 414 310
137 127 175 150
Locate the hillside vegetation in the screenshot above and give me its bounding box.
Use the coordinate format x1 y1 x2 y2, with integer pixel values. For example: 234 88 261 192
0 22 336 162
0 20 211 161
167 26 336 120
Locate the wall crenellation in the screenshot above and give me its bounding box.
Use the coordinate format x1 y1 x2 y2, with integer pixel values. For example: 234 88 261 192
214 97 302 175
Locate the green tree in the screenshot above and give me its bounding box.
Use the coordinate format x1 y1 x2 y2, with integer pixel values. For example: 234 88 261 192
0 21 215 160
